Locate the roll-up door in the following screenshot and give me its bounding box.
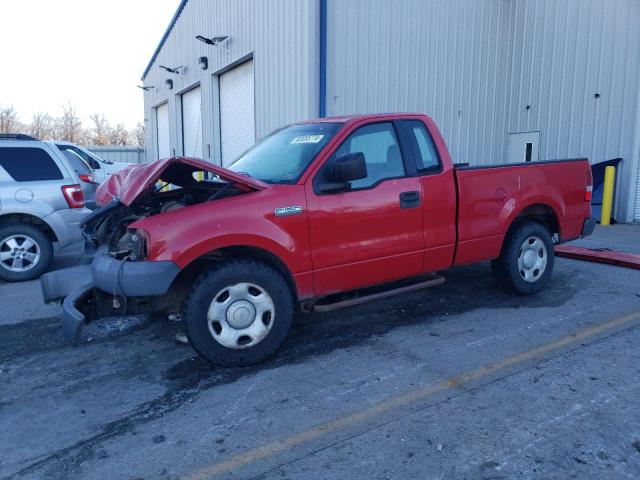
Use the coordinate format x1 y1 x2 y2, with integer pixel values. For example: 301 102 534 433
219 60 255 166
156 102 170 160
181 87 202 158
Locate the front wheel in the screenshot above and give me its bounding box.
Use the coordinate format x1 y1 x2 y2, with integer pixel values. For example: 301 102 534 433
491 221 555 295
183 259 294 367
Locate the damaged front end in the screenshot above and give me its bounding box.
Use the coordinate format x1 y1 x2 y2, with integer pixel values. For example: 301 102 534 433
40 157 268 344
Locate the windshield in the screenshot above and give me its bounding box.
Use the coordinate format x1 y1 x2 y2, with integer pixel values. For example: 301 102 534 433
227 122 342 183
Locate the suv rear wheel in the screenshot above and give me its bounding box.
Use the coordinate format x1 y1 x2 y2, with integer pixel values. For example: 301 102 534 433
0 223 53 282
183 259 294 367
491 220 555 295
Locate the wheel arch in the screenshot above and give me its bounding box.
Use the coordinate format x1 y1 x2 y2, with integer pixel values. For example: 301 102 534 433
495 203 560 259
512 203 560 238
173 244 299 301
0 213 58 242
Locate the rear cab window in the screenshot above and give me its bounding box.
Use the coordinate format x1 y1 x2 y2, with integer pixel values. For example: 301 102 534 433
401 119 441 173
0 147 64 181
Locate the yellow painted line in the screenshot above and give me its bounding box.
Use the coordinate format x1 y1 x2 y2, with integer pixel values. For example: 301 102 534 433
185 310 640 480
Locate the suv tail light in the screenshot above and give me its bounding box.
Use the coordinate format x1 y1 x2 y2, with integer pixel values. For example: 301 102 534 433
78 173 97 184
62 184 85 208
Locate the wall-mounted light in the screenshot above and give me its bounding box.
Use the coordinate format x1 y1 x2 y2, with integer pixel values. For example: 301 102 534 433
196 34 229 46
198 56 208 70
159 65 183 74
166 79 173 90
196 34 230 52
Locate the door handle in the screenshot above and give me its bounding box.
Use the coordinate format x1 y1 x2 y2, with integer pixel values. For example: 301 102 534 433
399 190 421 209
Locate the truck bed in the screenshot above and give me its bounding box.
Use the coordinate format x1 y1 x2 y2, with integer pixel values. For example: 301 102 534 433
453 158 591 266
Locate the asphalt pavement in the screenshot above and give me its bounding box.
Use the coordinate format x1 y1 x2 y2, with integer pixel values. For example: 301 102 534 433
1 225 639 479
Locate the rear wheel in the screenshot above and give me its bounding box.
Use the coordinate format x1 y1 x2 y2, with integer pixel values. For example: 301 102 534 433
491 221 554 295
0 223 53 282
183 259 294 367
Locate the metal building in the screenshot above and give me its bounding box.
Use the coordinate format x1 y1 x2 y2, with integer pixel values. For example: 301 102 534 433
141 0 640 222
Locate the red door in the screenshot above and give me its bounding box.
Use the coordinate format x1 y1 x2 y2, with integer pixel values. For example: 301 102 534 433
305 122 425 296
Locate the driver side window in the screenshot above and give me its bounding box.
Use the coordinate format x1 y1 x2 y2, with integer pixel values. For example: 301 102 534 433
332 122 405 189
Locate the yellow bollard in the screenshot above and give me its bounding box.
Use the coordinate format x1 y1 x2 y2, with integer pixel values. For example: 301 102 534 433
600 166 615 226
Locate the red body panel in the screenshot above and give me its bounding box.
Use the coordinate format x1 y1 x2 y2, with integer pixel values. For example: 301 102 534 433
119 113 591 300
454 160 591 265
419 116 457 271
306 177 425 296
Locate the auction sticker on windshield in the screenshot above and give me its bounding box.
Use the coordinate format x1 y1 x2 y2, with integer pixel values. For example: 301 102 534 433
291 135 324 144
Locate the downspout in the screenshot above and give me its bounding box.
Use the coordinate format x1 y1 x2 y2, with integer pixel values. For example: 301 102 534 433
318 0 327 117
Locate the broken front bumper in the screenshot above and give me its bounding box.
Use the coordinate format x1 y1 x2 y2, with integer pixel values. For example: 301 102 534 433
41 246 180 345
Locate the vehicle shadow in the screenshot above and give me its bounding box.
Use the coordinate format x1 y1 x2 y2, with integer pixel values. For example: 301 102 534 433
163 261 577 389
3 261 581 477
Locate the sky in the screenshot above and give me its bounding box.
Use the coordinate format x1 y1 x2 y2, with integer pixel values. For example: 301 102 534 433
0 0 179 129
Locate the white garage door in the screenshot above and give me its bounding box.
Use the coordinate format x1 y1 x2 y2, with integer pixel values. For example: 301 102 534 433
156 102 170 160
181 86 203 158
219 60 255 166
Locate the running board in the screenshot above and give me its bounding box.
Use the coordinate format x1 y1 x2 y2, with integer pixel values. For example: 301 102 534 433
310 274 446 313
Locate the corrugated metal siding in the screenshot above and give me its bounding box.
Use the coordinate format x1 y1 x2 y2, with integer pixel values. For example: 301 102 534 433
142 0 318 166
87 147 146 164
506 0 640 222
326 0 513 167
327 0 640 221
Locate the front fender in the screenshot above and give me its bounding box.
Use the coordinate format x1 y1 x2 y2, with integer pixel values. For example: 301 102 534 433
130 187 312 278
173 232 302 274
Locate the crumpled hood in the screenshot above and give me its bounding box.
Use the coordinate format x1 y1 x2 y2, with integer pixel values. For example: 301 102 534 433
95 156 268 207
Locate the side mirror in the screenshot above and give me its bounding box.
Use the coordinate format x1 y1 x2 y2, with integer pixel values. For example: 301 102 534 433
332 152 367 183
317 152 368 194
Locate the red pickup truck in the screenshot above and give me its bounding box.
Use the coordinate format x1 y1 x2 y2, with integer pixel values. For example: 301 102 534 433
41 113 594 366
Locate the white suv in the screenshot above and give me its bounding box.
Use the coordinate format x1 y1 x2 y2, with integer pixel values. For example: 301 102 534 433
54 142 130 184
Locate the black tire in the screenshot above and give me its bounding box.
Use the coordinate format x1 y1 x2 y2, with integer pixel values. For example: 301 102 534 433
491 220 555 295
0 223 53 282
183 259 294 367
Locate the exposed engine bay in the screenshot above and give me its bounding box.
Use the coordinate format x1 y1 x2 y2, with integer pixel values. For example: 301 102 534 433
82 165 247 260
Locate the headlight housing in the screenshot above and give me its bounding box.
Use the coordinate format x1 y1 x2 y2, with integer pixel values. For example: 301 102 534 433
111 228 148 261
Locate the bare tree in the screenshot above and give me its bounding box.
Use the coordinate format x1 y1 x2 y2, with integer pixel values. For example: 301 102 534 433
132 122 145 147
4 105 145 146
108 123 130 146
56 102 84 143
0 106 22 134
28 112 55 140
89 113 111 145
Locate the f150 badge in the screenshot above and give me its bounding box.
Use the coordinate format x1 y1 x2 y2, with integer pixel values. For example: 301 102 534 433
274 206 303 217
